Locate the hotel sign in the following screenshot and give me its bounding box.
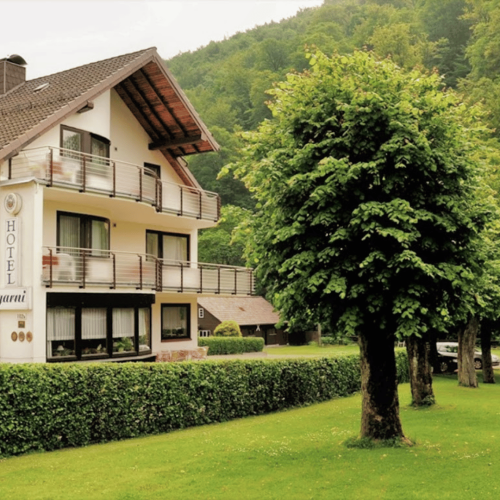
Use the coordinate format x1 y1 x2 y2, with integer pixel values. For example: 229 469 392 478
0 287 31 310
5 218 20 286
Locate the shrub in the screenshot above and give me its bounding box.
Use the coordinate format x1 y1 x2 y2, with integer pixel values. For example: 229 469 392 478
320 337 336 346
198 336 264 355
214 320 242 337
0 352 409 458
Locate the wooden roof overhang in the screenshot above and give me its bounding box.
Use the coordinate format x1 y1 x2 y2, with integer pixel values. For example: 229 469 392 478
114 57 219 186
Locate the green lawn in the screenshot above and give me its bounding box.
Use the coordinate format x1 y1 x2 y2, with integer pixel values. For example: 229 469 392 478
2 375 500 499
266 343 500 361
264 344 360 357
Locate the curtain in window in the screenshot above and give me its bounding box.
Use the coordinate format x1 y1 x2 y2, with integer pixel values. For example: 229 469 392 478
59 214 80 250
162 306 187 330
91 137 109 160
163 235 187 263
91 219 109 256
112 308 134 338
138 308 151 351
146 232 159 258
82 308 107 339
62 130 82 154
47 308 75 341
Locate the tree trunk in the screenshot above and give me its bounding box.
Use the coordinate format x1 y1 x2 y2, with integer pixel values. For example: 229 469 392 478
359 332 405 440
481 320 495 384
406 334 435 406
428 330 441 374
457 316 479 388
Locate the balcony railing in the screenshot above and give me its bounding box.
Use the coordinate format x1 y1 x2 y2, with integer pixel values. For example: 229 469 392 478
8 147 220 222
42 246 254 295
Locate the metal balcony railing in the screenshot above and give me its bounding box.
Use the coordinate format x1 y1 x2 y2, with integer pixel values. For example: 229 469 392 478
159 259 255 295
42 247 254 295
8 147 220 222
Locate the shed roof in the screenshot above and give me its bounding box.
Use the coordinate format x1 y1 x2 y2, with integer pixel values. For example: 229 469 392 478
0 47 218 187
198 296 280 326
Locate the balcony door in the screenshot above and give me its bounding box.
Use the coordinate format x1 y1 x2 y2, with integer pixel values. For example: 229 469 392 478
58 212 110 256
146 231 189 264
146 231 192 290
57 212 110 283
61 125 110 159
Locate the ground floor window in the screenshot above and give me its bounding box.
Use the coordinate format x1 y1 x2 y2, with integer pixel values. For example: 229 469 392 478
161 304 190 340
47 307 76 358
47 293 153 361
82 308 107 357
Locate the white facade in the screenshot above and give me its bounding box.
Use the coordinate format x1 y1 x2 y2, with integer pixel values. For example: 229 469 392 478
0 70 252 363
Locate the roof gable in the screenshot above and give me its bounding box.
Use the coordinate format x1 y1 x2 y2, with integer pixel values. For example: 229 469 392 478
198 297 280 326
0 48 218 187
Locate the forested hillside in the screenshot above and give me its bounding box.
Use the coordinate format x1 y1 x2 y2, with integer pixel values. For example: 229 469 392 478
167 0 500 261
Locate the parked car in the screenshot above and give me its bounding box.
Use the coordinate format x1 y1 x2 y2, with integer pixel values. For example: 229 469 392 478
436 342 500 373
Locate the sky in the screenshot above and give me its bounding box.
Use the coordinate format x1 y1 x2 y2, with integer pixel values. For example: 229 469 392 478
1 0 324 79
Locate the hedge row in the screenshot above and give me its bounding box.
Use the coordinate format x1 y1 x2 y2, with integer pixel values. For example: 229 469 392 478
198 336 265 355
0 352 409 458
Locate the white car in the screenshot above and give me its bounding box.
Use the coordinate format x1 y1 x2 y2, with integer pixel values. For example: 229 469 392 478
436 342 500 373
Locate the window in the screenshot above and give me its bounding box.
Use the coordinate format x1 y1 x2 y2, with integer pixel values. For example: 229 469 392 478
81 308 108 357
46 294 153 361
61 125 110 159
144 162 161 179
146 230 189 264
113 308 135 354
198 307 204 319
162 304 190 340
138 307 152 352
47 307 76 359
57 212 110 256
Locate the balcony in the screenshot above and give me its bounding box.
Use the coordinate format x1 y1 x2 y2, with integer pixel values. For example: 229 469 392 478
7 147 220 222
42 246 255 295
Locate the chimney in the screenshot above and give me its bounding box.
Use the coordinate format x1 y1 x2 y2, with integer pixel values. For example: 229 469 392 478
0 54 27 95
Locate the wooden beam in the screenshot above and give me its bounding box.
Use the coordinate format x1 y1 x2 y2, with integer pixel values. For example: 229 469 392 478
115 82 162 143
122 76 170 139
148 133 207 151
138 68 187 136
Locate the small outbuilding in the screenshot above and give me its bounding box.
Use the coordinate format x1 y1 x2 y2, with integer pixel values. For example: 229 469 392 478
197 296 287 345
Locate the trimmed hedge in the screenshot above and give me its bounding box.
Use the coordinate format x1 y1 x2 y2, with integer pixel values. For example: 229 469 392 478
0 352 409 458
198 336 265 355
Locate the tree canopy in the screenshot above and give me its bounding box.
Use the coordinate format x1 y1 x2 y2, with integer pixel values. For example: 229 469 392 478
231 50 494 338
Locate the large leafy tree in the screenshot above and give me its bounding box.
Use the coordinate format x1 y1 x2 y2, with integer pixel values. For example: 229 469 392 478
198 205 250 267
228 49 494 441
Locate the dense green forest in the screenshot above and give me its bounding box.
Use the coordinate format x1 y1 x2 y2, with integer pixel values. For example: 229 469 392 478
166 0 500 263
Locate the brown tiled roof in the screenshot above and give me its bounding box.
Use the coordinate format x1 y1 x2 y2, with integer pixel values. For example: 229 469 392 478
0 47 219 186
198 296 280 326
0 49 151 156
